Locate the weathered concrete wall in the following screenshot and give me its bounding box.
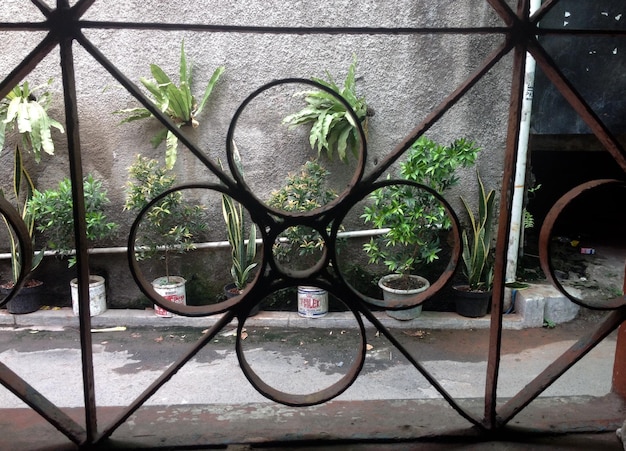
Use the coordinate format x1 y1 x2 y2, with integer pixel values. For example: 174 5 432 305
0 1 511 307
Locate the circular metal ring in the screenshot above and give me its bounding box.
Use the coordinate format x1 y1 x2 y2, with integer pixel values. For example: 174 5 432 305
333 179 462 310
0 196 33 306
235 286 367 406
225 78 367 219
539 178 626 310
127 183 263 317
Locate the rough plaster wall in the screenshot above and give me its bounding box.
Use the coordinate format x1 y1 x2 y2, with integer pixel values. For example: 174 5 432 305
0 0 512 307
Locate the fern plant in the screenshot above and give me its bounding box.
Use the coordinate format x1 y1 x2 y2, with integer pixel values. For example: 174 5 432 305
115 41 224 169
0 79 64 162
283 56 369 162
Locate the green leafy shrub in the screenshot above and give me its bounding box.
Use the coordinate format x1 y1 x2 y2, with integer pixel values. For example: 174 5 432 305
362 137 480 286
124 155 207 280
28 175 118 267
268 160 337 268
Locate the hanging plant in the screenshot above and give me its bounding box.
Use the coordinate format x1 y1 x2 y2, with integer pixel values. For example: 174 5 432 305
115 40 224 169
283 56 370 163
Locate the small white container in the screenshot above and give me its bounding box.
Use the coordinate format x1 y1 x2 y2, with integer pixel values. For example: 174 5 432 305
297 286 328 318
70 275 107 317
151 276 186 317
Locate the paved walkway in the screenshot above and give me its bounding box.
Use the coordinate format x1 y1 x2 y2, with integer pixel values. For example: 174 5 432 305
0 307 623 449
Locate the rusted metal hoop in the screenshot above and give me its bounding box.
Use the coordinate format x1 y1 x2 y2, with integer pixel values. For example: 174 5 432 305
225 78 367 219
332 179 462 310
539 178 626 310
235 286 367 406
0 196 33 306
127 183 263 317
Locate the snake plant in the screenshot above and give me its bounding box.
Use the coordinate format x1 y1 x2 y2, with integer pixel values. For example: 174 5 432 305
460 171 496 292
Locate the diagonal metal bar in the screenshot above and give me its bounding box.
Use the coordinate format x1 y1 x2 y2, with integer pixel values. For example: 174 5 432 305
531 0 560 24
527 39 626 172
0 362 86 444
484 0 528 430
498 307 626 426
70 0 96 18
73 31 234 189
487 0 519 28
358 307 485 430
96 310 237 443
30 0 52 17
365 38 514 185
0 32 57 99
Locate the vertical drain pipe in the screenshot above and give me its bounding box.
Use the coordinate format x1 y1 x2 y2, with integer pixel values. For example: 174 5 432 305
505 0 541 284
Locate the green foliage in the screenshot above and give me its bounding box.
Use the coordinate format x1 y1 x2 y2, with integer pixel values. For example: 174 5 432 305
0 79 64 163
27 175 118 268
115 41 224 169
460 171 496 291
221 194 257 290
268 160 338 265
522 183 541 230
0 79 64 282
282 56 368 162
125 155 207 279
220 145 258 291
543 318 556 329
362 137 480 281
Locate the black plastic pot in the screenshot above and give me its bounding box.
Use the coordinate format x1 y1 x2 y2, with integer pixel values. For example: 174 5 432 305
224 283 259 316
453 285 491 318
1 280 44 314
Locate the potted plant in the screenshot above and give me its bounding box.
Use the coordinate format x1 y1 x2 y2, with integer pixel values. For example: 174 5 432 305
453 171 497 318
124 155 207 317
267 159 338 317
115 40 224 169
27 175 118 316
0 79 64 314
362 136 480 319
282 55 371 163
221 193 257 297
219 145 258 302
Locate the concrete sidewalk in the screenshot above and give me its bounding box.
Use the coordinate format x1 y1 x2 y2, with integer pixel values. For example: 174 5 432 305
0 282 582 331
0 283 622 450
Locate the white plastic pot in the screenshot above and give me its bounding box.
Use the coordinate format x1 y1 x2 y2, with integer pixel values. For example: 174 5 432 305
151 276 186 317
70 275 107 317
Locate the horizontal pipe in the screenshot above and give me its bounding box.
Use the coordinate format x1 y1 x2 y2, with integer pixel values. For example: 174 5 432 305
0 228 390 260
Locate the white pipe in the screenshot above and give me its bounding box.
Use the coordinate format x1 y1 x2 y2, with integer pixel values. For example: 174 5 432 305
0 228 390 260
506 0 541 283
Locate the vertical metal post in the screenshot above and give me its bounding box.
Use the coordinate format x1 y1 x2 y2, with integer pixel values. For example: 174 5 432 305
612 264 626 398
57 0 98 442
483 0 529 429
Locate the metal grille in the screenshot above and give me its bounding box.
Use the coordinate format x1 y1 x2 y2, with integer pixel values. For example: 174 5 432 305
0 0 625 447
